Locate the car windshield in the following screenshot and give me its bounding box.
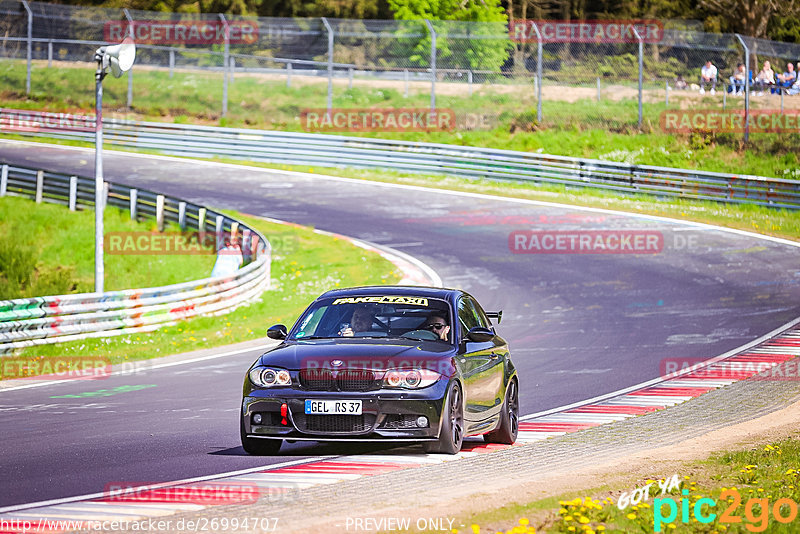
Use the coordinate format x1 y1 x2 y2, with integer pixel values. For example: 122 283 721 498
289 295 452 343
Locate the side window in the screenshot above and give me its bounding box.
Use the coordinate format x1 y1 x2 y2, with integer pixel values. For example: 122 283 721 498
468 297 491 329
457 298 480 338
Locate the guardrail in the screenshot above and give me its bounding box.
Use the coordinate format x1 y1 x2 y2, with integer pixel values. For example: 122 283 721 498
0 161 271 353
2 109 798 209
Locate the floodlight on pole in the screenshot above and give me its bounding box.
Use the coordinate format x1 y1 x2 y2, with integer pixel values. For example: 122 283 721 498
93 37 135 293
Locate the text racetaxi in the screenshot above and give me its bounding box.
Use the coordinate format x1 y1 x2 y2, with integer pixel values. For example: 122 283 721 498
240 286 518 454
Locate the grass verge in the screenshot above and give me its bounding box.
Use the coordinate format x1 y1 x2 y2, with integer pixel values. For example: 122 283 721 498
2 59 800 178
0 195 215 298
425 437 800 533
11 210 401 366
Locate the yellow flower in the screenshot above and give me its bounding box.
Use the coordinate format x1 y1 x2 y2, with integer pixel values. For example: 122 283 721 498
626 513 636 520
471 525 480 534
597 527 606 532
519 519 529 526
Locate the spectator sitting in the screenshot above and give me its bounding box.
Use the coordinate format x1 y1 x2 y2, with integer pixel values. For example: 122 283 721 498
788 76 800 96
674 74 688 90
752 61 775 96
775 62 797 94
699 60 717 94
728 63 747 95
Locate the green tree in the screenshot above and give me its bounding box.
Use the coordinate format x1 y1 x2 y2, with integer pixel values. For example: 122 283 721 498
388 0 511 72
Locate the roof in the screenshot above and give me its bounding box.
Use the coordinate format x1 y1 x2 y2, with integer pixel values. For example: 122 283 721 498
317 285 463 300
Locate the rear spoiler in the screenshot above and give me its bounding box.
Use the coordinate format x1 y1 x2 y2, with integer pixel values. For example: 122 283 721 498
486 310 503 324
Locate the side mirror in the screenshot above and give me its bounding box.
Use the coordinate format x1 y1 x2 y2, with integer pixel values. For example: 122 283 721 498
267 324 288 340
467 326 495 343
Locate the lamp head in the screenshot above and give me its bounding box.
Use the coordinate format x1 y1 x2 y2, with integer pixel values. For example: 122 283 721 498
95 37 136 78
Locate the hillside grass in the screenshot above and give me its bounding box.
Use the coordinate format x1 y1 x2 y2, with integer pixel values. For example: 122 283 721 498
0 195 215 298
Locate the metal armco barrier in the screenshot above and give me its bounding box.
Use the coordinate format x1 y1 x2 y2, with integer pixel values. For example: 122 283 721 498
1 109 798 209
0 161 271 353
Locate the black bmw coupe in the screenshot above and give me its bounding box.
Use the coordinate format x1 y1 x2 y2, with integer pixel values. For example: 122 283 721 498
240 286 518 455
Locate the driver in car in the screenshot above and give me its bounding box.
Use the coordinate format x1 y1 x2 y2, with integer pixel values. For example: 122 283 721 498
425 314 450 342
340 306 374 337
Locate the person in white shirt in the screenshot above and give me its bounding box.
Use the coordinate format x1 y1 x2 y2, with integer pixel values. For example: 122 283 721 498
753 61 776 96
699 60 718 94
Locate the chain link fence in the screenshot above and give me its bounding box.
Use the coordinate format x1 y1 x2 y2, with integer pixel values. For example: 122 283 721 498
3 1 800 140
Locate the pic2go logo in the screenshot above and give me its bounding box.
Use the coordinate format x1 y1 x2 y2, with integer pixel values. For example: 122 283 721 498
654 488 800 532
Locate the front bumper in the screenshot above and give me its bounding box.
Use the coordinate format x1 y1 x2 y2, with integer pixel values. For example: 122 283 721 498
241 380 448 441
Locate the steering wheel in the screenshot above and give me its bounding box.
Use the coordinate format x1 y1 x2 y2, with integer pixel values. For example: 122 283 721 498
400 329 439 341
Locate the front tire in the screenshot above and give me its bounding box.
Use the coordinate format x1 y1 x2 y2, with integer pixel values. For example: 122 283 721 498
484 378 518 445
424 382 464 454
240 417 282 455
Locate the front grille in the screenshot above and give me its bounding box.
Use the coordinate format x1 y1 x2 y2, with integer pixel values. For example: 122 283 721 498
299 369 334 390
336 370 378 391
299 368 378 392
304 415 374 433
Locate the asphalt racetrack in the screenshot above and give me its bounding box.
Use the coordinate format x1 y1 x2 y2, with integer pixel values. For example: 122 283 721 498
1 141 799 508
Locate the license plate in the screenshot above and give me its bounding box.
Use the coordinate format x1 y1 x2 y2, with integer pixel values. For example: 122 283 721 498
304 399 362 415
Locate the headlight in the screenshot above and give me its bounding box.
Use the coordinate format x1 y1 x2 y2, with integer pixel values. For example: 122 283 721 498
382 369 440 389
249 366 292 387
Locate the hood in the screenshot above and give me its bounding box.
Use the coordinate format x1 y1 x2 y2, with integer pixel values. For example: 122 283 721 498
258 338 456 374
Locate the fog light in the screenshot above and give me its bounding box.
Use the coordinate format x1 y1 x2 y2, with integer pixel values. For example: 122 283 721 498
416 416 428 428
253 413 263 425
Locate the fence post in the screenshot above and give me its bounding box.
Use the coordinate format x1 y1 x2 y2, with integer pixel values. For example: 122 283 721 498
0 165 8 197
321 17 334 118
130 188 137 220
156 195 165 231
242 228 252 263
198 207 207 241
424 19 437 112
215 215 224 250
219 14 230 118
286 61 292 88
69 176 77 210
178 201 186 229
169 49 175 78
35 170 43 203
468 70 473 96
47 40 52 68
632 26 643 129
597 77 601 102
230 56 235 84
529 22 543 123
665 81 669 106
124 9 134 109
21 0 32 95
735 34 750 143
